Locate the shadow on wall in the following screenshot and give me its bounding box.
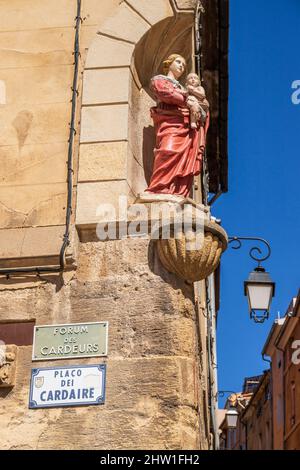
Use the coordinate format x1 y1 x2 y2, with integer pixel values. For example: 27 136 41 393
147 240 195 299
142 126 156 185
134 16 193 92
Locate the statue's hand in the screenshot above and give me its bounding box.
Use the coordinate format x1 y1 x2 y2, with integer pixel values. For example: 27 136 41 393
187 85 195 93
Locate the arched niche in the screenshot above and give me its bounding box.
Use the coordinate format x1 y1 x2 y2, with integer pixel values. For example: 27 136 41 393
76 0 194 232
129 15 194 192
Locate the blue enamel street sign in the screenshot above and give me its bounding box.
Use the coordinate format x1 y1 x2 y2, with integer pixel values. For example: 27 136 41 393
29 364 106 409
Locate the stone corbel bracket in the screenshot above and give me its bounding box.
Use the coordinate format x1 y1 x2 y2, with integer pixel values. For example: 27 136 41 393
0 345 17 388
154 203 228 282
131 198 227 282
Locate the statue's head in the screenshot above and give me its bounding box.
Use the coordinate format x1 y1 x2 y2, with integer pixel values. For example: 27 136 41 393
163 54 186 79
186 72 201 87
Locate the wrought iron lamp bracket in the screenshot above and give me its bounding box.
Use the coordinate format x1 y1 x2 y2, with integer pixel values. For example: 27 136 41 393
228 236 271 267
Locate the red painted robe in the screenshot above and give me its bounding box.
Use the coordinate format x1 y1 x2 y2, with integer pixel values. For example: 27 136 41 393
146 76 209 198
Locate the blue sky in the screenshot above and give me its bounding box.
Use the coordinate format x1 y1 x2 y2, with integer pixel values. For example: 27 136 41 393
215 0 300 405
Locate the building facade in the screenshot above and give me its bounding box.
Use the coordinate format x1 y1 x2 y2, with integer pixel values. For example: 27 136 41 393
0 1 229 450
263 292 300 450
220 291 300 451
219 375 271 451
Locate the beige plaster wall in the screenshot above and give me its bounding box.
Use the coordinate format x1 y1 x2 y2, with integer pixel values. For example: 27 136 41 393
0 0 121 264
0 1 75 231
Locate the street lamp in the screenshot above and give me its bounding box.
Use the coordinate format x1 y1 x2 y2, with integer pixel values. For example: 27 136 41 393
217 391 240 429
228 237 276 324
225 408 239 429
244 266 275 323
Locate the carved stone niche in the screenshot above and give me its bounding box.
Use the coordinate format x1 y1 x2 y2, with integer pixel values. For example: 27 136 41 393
153 202 228 282
0 345 17 388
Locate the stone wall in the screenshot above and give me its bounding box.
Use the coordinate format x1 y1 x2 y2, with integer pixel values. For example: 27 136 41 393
0 238 208 450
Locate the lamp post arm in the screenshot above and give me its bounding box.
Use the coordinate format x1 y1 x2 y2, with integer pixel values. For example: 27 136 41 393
228 236 271 265
217 391 246 409
216 390 238 401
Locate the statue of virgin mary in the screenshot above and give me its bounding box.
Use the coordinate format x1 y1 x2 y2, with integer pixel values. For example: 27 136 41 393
141 53 209 201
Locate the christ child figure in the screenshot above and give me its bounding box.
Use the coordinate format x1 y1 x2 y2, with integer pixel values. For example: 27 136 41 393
185 72 209 129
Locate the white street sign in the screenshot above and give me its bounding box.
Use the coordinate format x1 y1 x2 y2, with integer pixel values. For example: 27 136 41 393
29 364 106 409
